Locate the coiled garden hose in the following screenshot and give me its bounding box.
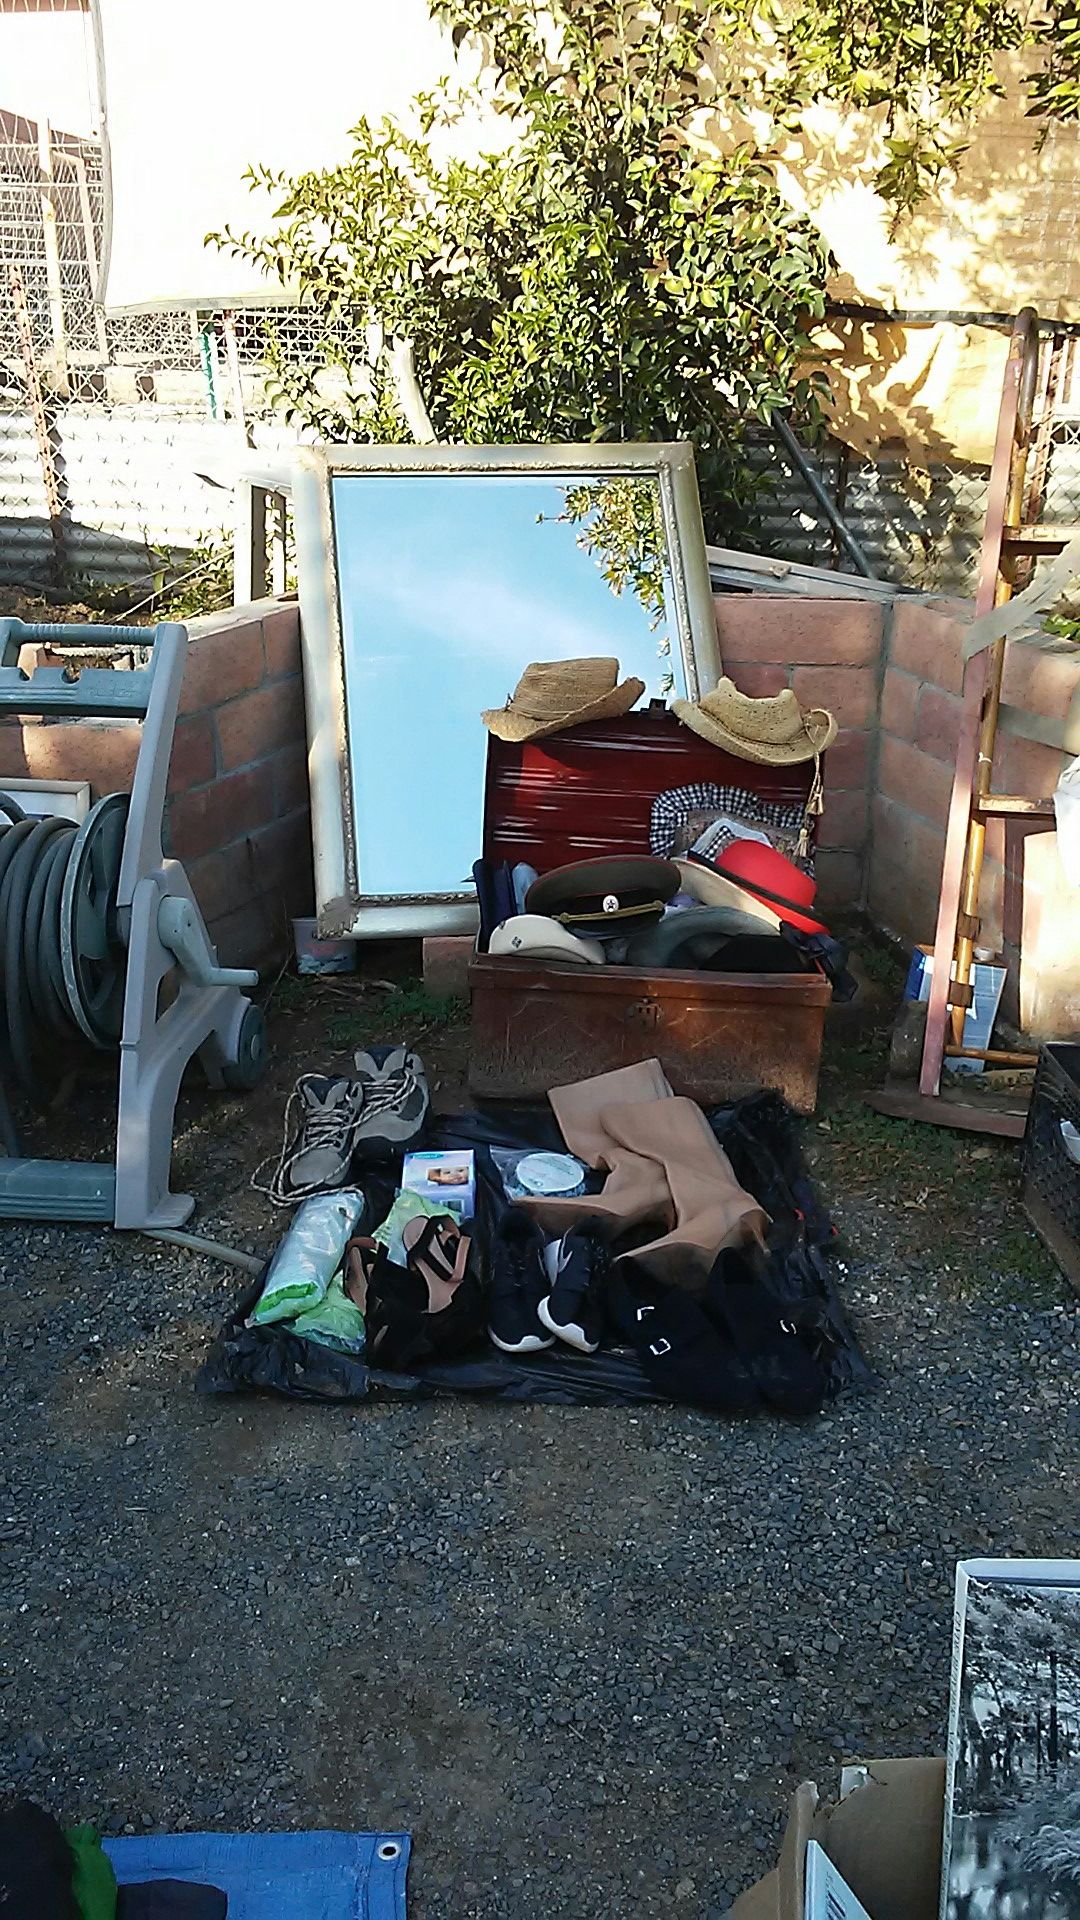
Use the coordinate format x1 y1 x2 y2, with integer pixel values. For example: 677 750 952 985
0 792 129 1130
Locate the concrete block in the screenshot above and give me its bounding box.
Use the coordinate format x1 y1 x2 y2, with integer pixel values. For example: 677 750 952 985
270 742 311 817
179 621 264 715
867 793 947 944
165 763 276 862
206 894 283 973
262 605 302 679
723 662 790 698
880 666 919 741
878 734 954 826
791 664 877 730
823 727 871 793
184 838 260 924
889 600 966 696
20 718 141 797
997 731 1067 800
817 787 869 851
814 847 864 912
1000 644 1080 732
423 936 474 997
714 595 883 667
167 714 217 793
914 684 964 764
215 679 305 772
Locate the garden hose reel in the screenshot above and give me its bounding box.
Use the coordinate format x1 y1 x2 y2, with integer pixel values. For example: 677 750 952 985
0 618 268 1231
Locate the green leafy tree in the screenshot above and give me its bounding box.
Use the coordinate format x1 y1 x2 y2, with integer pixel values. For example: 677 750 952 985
543 480 668 628
211 0 835 542
1030 1 1080 122
762 0 1028 211
211 0 1080 541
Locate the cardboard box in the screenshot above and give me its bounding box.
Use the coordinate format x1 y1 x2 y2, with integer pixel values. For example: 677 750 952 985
401 1150 476 1224
729 1757 946 1920
905 945 1006 1075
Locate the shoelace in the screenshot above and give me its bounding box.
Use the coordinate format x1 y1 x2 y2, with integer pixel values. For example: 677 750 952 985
491 1237 539 1299
294 1085 363 1151
251 1078 363 1201
360 1062 420 1121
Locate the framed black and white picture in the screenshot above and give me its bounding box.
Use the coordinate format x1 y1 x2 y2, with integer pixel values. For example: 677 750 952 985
942 1558 1080 1920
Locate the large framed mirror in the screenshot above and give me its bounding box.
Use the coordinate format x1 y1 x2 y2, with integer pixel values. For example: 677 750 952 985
293 442 720 937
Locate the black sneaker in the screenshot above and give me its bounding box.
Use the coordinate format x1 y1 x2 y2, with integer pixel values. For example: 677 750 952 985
488 1213 554 1355
539 1222 608 1353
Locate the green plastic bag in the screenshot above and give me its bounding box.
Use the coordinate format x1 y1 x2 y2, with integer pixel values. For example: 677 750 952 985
371 1188 449 1266
65 1824 117 1920
248 1189 366 1328
289 1271 366 1355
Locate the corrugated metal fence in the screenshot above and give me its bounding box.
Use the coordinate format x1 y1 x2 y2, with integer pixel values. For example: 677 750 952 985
11 105 1080 603
0 404 295 586
0 392 1002 597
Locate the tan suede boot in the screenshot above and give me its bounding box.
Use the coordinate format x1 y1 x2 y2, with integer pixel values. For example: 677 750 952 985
601 1096 768 1289
516 1058 674 1236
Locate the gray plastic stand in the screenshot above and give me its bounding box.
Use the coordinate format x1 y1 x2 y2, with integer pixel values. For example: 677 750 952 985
0 618 265 1230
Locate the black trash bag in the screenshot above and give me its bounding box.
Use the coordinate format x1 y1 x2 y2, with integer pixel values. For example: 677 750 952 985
197 1091 873 1408
0 1800 80 1919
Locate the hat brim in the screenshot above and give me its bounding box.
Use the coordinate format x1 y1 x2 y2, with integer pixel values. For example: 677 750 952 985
488 916 605 964
483 678 647 743
527 855 680 921
719 873 828 936
670 699 837 764
676 860 782 925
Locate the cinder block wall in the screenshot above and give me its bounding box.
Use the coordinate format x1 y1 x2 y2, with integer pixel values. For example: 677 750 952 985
869 598 1079 1034
715 590 1080 1035
6 590 1077 1034
713 595 882 914
0 598 313 970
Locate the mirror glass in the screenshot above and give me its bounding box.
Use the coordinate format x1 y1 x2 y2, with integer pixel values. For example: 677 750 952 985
331 470 686 900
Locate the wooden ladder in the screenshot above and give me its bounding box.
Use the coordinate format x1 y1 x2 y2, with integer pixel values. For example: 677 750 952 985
918 306 1075 1125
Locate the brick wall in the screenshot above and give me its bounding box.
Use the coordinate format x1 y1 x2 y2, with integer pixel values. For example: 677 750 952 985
715 591 1080 1036
0 598 313 971
6 588 1076 1035
868 598 1080 1035
713 594 883 915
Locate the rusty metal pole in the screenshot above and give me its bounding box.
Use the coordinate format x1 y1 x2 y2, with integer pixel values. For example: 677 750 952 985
920 308 1037 1093
948 314 1040 1046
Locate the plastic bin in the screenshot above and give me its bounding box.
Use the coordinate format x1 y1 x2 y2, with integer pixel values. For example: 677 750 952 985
1020 1041 1080 1291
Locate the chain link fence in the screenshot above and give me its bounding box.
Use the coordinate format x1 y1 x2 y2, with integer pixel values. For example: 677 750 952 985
5 108 1080 610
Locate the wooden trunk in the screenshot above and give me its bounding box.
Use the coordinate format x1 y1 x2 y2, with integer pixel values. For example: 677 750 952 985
471 705 829 1110
469 957 829 1112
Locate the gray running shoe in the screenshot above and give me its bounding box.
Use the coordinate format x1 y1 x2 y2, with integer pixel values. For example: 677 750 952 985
252 1073 366 1204
350 1045 430 1158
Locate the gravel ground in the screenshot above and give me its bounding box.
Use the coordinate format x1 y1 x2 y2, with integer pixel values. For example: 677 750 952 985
1 982 1077 1918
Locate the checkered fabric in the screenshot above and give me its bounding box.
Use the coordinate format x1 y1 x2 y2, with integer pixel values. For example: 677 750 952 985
649 783 812 868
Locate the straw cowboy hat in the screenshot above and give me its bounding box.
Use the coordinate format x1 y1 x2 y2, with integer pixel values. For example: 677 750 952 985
671 678 837 765
483 658 646 743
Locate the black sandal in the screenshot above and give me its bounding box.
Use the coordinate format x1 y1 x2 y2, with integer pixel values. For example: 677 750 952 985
363 1218 484 1370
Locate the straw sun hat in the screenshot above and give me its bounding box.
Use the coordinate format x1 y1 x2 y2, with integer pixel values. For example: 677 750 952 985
482 658 646 743
671 678 837 765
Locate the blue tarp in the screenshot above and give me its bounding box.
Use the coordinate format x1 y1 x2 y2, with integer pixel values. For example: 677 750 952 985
104 1829 410 1920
